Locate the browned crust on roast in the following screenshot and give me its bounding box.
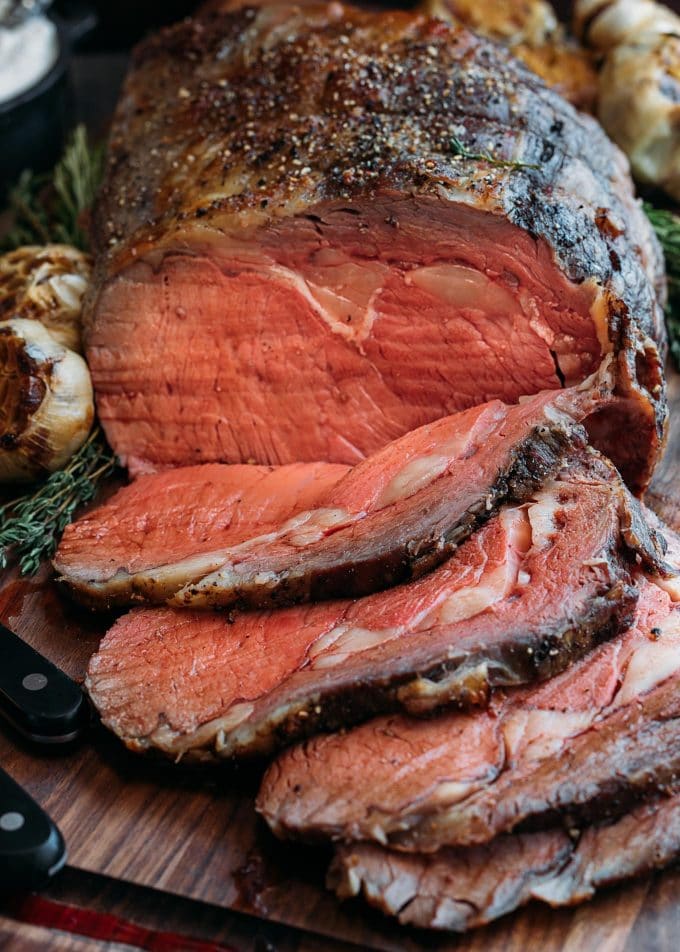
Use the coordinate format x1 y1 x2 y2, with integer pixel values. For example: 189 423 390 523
60 416 585 611
327 787 680 931
390 670 680 852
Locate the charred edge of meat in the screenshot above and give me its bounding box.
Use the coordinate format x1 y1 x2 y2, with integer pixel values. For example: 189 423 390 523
300 422 586 602
205 582 638 763
615 321 668 493
396 583 638 716
512 726 680 840
326 788 680 932
620 488 676 578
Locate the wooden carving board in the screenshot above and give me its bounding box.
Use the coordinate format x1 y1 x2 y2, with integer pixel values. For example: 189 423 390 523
0 370 679 952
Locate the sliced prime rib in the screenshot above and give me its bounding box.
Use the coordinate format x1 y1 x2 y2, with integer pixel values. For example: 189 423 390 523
56 389 596 610
258 577 680 849
86 1 666 491
54 460 347 608
329 788 680 931
85 452 665 760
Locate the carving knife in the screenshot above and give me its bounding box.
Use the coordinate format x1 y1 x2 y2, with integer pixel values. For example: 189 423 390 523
0 621 89 744
0 763 67 890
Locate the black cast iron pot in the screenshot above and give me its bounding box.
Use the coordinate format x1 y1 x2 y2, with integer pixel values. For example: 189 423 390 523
0 5 96 195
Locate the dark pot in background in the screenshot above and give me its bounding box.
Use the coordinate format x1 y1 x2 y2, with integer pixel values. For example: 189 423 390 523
0 4 96 196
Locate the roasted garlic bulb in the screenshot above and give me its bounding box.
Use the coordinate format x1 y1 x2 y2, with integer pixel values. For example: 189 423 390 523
421 0 598 111
0 318 94 483
574 0 680 51
0 245 92 353
574 0 680 200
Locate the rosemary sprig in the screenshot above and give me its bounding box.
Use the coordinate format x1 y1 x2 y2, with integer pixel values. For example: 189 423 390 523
645 203 680 370
2 125 105 252
449 136 540 171
0 428 116 575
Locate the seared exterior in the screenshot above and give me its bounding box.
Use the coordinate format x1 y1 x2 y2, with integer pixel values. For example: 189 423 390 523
85 452 662 760
87 1 666 490
329 788 680 931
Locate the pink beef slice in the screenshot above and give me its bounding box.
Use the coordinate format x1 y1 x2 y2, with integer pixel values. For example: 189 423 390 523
85 2 666 491
55 389 604 610
257 574 680 850
84 452 669 761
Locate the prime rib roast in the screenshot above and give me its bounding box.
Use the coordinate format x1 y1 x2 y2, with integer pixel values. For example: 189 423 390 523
56 0 680 934
84 0 667 491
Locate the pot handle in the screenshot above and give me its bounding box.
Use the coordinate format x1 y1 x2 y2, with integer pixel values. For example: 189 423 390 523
55 0 98 48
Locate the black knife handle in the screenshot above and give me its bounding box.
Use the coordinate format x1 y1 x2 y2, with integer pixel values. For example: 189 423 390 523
0 765 66 891
0 623 89 744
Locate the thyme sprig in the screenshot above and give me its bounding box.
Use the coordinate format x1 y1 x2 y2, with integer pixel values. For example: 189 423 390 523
0 427 116 576
2 125 105 252
449 136 540 171
645 203 680 371
1 126 115 575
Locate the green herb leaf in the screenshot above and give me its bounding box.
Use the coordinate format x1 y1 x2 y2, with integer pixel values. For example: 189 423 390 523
448 136 540 172
2 125 105 252
0 427 116 575
645 203 680 371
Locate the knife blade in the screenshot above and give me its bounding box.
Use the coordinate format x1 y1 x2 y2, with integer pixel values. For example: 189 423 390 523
0 622 89 744
0 764 66 891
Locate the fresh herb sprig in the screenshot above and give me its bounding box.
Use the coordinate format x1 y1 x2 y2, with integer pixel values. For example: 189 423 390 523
2 125 105 252
645 203 680 370
1 126 116 575
449 136 540 171
0 427 116 576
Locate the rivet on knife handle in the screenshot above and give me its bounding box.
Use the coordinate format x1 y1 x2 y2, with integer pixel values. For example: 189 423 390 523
0 765 66 892
0 623 89 744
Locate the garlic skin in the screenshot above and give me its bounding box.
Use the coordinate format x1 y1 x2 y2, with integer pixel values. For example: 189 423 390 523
0 317 94 483
574 0 680 52
0 245 92 354
598 34 680 201
574 0 680 201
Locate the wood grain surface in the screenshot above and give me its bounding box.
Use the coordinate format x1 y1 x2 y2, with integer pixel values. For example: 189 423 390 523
0 371 678 951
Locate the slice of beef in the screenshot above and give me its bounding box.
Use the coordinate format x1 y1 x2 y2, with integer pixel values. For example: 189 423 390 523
329 788 680 932
257 576 680 843
53 461 348 608
85 452 662 760
86 2 666 491
57 389 600 611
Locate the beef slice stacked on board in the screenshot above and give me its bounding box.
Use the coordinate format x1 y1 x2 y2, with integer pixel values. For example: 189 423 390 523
60 0 680 934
